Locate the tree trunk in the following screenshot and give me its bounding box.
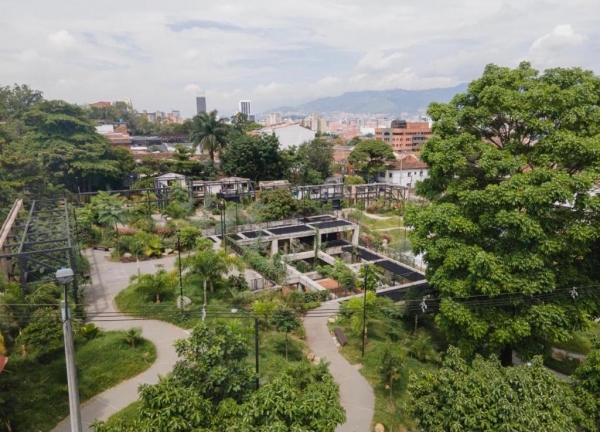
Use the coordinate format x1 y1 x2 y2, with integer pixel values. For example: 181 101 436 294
156 292 160 303
285 332 288 361
210 280 214 292
203 278 207 307
500 345 513 367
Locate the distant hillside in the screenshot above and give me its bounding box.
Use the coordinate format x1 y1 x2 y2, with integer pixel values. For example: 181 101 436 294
267 84 468 116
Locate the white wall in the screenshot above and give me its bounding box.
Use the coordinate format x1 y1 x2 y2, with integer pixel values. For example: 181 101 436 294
378 168 429 188
261 124 316 149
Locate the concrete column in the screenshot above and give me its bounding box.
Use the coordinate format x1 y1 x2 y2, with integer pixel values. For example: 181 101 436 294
271 239 279 256
352 227 360 245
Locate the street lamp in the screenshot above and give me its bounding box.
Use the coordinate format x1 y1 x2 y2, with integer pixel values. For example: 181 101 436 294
361 264 369 358
175 229 184 313
218 200 227 251
56 268 83 432
231 308 260 390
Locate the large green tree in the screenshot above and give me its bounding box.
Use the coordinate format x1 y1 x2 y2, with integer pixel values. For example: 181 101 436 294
189 110 230 162
409 347 585 431
405 62 600 364
348 139 395 180
294 138 334 184
14 100 123 191
220 133 288 182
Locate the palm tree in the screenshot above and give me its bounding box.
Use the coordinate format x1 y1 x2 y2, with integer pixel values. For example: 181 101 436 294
181 249 243 307
130 269 177 303
189 110 230 162
92 192 129 240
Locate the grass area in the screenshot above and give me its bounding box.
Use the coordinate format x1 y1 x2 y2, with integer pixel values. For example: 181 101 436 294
1 331 156 432
115 277 234 329
552 321 600 355
331 313 442 431
351 211 404 230
104 401 141 426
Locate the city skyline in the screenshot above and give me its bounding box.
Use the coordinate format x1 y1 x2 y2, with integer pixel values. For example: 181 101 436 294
1 0 599 118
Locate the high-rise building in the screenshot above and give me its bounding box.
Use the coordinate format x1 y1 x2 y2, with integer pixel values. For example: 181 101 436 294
239 100 252 117
196 91 207 114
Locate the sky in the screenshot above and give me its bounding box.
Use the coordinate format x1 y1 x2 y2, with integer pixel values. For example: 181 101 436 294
1 0 599 118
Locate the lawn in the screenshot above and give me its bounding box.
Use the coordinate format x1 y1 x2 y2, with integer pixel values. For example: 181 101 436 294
114 277 235 329
1 331 156 432
331 313 441 431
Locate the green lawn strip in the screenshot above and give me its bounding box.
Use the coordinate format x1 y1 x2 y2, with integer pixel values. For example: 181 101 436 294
2 331 156 432
330 319 437 431
104 401 141 426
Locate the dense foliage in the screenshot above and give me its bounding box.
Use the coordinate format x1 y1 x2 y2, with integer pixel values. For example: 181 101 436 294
93 323 345 432
409 347 584 431
220 133 288 182
348 139 395 180
405 62 600 363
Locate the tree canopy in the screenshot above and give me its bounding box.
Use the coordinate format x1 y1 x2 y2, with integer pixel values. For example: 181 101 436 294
348 139 395 179
405 62 600 363
220 133 288 182
409 346 584 432
92 323 345 432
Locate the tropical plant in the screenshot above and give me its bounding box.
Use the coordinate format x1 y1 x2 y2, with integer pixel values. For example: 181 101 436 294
91 192 129 237
189 109 230 162
130 269 177 303
79 323 100 340
380 342 405 402
122 327 142 348
270 306 301 360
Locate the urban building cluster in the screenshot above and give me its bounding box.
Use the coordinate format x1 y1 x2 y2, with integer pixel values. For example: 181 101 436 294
89 93 434 192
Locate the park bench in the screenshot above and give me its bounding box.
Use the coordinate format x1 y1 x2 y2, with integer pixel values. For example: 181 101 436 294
333 327 348 346
92 245 110 251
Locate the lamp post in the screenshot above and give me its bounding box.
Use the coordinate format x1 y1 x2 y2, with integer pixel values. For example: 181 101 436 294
218 200 226 251
231 308 260 390
56 268 83 432
361 264 369 358
175 229 184 312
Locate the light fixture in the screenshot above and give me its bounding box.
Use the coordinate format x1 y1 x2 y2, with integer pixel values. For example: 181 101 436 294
56 268 75 284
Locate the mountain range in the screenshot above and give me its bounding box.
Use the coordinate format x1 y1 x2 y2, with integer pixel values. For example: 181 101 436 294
267 83 468 116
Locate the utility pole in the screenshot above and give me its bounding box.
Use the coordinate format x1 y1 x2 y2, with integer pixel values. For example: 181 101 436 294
56 268 82 432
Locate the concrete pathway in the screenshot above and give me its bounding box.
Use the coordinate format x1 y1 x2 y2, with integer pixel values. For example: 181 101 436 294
304 300 375 432
53 250 189 432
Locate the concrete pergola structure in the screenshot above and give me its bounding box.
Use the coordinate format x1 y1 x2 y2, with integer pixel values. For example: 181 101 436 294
229 215 360 257
225 214 428 299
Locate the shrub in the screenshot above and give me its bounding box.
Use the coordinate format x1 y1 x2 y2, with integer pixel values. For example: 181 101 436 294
79 323 100 340
122 327 142 348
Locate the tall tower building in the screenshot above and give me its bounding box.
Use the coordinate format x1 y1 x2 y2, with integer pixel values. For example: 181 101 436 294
196 91 207 114
239 100 252 117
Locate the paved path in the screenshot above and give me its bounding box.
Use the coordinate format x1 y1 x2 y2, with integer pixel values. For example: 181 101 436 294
304 300 375 432
53 250 189 432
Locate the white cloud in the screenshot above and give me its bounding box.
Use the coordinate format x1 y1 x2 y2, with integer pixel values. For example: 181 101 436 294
48 29 78 51
530 24 587 52
0 0 598 116
356 51 404 73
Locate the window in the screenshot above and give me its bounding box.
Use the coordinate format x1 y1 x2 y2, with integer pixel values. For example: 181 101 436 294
408 172 412 177
388 172 392 178
419 170 423 176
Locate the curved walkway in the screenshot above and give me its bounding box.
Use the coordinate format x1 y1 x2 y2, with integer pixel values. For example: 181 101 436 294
53 249 189 432
304 300 375 432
